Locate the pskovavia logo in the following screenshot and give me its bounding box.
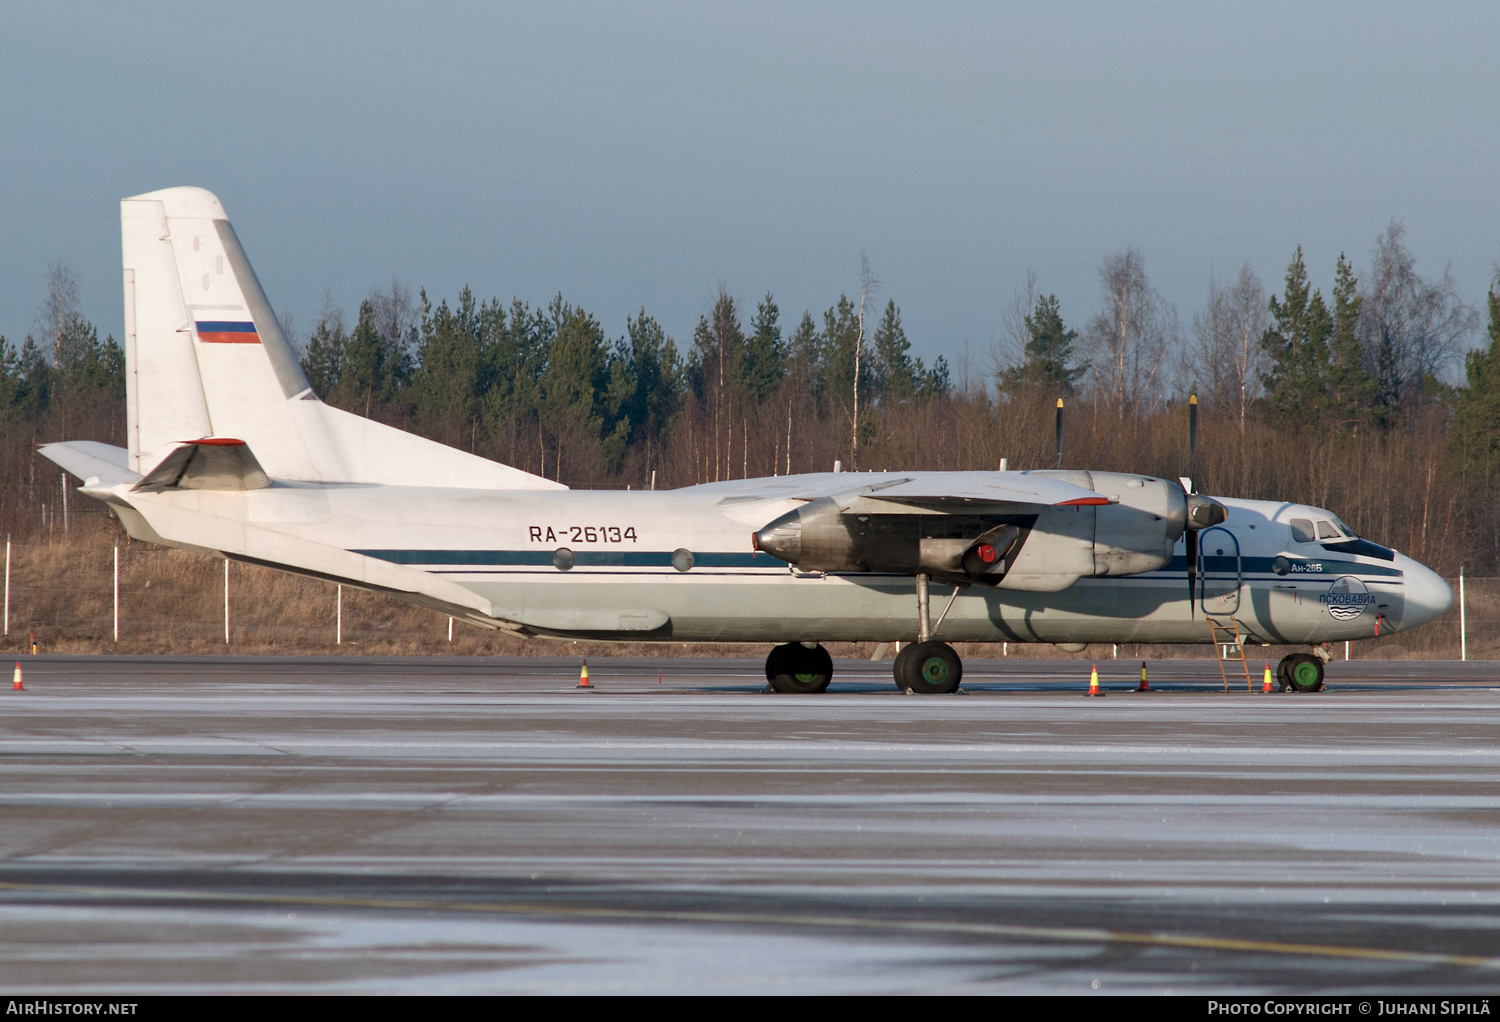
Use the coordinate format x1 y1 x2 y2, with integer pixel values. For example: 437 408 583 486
1321 575 1375 621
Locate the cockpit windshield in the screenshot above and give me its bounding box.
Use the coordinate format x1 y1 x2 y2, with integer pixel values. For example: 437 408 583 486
1287 511 1360 543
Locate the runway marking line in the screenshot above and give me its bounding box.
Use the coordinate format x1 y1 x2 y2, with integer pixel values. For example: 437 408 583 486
1 880 1495 970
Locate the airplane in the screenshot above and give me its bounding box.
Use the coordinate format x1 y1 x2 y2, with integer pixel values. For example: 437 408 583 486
39 187 1454 695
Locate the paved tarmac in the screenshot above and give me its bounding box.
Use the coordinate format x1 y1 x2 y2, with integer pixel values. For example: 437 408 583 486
1 654 1498 994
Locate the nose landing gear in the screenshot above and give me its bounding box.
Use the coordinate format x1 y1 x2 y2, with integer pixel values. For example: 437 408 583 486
892 573 964 694
1277 652 1325 692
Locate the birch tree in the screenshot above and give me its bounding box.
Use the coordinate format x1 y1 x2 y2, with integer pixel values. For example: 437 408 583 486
1084 247 1176 415
1361 222 1475 416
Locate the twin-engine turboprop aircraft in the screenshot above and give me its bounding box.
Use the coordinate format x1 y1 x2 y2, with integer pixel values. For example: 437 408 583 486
40 187 1453 694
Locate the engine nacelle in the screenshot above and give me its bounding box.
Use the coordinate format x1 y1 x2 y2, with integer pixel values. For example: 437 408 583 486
1021 470 1188 577
752 470 1203 591
752 497 1029 578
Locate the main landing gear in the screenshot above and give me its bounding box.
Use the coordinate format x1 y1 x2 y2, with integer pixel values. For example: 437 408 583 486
893 572 963 695
765 642 834 693
765 574 965 695
1277 652 1325 693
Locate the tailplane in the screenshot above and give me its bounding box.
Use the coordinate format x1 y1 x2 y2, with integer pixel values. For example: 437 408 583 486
120 187 563 490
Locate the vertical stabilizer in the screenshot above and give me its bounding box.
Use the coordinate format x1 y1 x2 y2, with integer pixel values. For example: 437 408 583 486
120 186 566 490
122 186 318 479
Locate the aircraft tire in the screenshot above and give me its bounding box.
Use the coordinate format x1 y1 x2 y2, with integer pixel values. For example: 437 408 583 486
765 644 789 681
899 640 963 695
892 643 918 692
1281 653 1324 693
1275 658 1292 692
767 642 833 694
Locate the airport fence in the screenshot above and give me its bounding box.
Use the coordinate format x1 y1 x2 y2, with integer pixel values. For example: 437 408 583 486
0 518 1490 660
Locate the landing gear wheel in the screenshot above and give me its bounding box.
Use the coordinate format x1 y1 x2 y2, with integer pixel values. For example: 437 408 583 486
895 640 962 694
892 644 917 693
1280 653 1324 693
767 642 833 694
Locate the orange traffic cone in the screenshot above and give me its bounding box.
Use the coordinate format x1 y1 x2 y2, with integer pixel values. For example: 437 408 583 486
12 663 22 691
1262 662 1274 693
1136 661 1152 692
577 659 593 690
1087 664 1103 697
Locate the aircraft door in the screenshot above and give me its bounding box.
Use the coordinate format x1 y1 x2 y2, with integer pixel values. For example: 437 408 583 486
1198 526 1241 616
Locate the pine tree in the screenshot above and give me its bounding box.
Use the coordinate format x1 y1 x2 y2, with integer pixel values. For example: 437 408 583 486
1449 277 1500 483
539 297 611 480
329 299 411 419
998 293 1082 397
608 309 683 467
788 311 821 395
1330 253 1378 422
820 295 862 415
409 287 497 449
301 318 345 398
741 295 784 405
871 300 916 402
920 356 951 398
1260 246 1334 427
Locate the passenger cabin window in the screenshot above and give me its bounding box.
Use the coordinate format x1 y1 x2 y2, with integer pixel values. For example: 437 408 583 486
1289 519 1316 543
1316 521 1339 539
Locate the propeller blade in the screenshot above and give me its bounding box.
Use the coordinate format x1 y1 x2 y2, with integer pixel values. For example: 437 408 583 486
1186 394 1198 617
1188 393 1197 487
1055 398 1064 470
1186 527 1197 618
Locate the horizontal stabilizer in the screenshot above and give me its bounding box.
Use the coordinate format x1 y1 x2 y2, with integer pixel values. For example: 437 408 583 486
133 439 271 493
38 442 140 488
292 401 568 490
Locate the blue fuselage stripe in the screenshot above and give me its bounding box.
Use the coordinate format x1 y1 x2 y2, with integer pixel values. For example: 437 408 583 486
353 548 779 569
352 548 1401 583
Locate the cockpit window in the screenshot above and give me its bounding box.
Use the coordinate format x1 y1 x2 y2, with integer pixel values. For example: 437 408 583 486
1330 515 1357 537
1289 518 1315 543
1316 521 1339 539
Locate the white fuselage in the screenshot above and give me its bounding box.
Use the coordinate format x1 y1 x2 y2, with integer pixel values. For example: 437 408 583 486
104 469 1451 646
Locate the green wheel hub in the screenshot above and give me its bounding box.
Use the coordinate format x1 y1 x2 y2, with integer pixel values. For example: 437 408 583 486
919 657 950 686
1292 661 1320 687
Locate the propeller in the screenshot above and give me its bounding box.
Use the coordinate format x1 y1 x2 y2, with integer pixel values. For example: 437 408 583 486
1178 395 1226 614
1185 394 1198 616
1055 398 1064 469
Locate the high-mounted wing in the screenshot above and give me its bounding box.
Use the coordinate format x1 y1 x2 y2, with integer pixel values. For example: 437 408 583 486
692 469 1110 509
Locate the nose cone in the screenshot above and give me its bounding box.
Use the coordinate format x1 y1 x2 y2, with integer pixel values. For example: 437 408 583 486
1398 555 1453 629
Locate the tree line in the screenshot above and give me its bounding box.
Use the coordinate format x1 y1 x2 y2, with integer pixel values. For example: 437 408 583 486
3 225 1499 577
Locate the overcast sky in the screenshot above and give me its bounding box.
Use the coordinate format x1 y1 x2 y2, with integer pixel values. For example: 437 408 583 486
3 2 1497 379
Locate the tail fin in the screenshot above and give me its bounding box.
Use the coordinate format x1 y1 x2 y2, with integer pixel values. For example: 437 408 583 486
120 187 563 490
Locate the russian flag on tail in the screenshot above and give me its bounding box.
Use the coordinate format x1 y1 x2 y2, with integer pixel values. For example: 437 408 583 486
196 321 260 344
